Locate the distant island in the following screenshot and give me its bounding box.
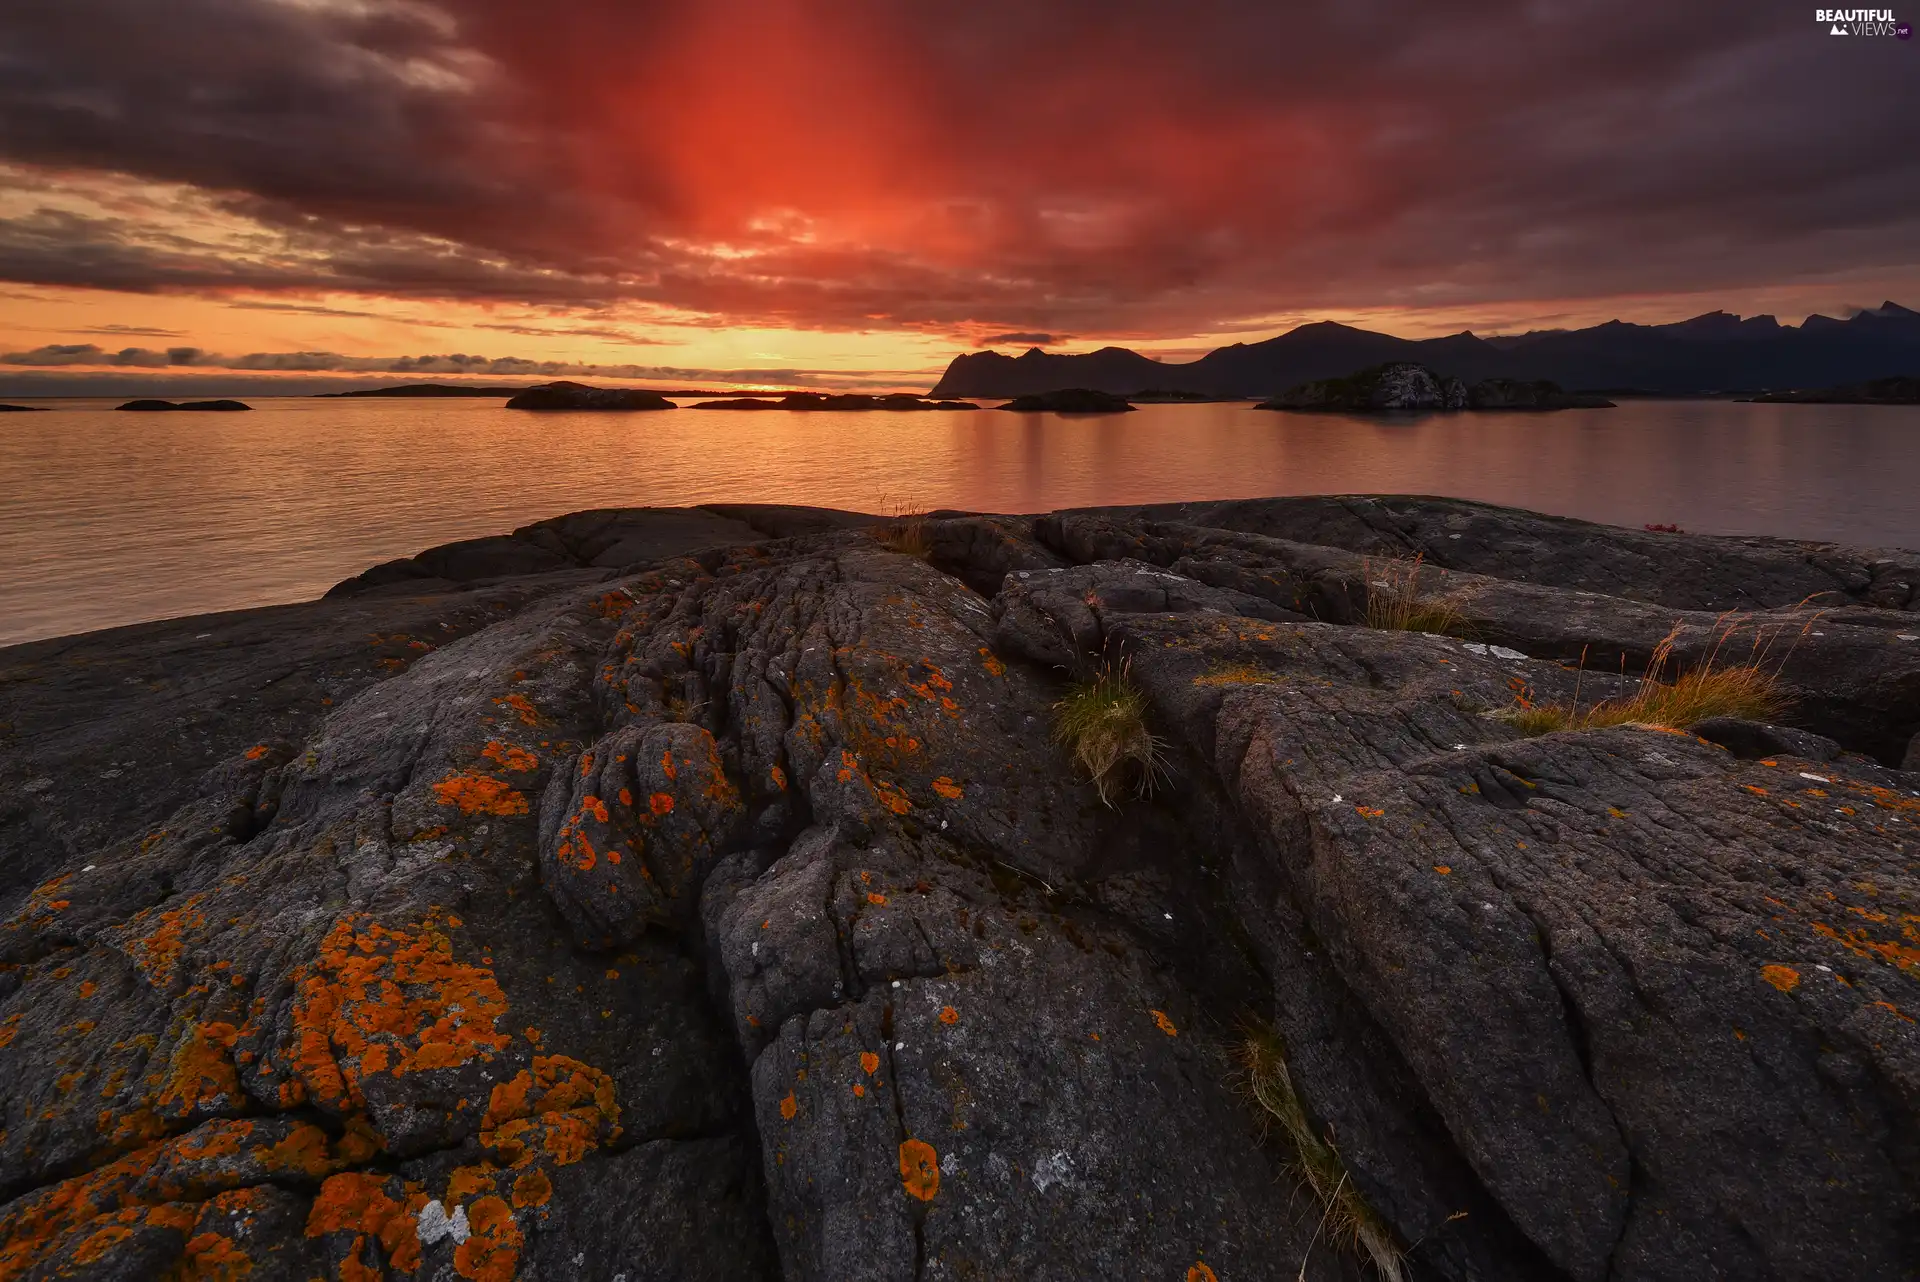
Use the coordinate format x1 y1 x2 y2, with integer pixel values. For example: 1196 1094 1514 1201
504 381 673 411
116 398 251 411
996 388 1135 413
321 383 797 399
1742 375 1920 404
0 403 48 412
1259 363 1613 412
929 300 1920 399
690 392 978 411
319 383 528 398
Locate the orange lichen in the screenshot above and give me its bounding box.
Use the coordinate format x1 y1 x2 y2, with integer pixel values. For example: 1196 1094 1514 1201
1355 805 1385 819
860 1052 880 1075
454 1195 522 1282
480 741 538 772
157 1022 242 1119
305 1171 426 1275
872 780 913 815
867 893 888 906
898 1138 940 1201
769 765 788 791
1434 865 1452 875
1189 1266 1219 1282
648 792 674 817
938 1006 959 1025
1151 1010 1179 1037
1812 919 1920 976
979 648 1007 677
288 914 512 1114
179 1231 254 1281
930 776 963 800
853 1084 866 1098
1760 964 1801 992
244 744 271 761
493 693 540 727
780 1092 798 1120
511 1170 552 1209
123 895 207 988
430 773 529 817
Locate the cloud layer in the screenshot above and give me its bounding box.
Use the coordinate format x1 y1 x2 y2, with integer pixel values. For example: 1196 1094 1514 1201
2 0 1917 341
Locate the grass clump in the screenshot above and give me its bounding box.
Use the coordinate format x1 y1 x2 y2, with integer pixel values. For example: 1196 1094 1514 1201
1362 554 1464 636
1240 1027 1404 1280
1052 658 1167 806
872 495 933 559
1501 616 1798 736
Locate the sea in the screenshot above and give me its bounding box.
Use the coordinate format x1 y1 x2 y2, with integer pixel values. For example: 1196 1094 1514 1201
1 396 1915 648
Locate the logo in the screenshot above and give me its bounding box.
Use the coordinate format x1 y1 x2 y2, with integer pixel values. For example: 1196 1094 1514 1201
1816 8 1905 34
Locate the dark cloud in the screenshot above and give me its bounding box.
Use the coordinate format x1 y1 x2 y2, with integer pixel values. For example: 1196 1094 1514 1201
1 1 1916 338
0 341 896 385
976 332 1058 348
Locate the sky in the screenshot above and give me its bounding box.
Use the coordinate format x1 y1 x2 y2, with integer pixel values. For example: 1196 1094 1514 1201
1 0 1918 393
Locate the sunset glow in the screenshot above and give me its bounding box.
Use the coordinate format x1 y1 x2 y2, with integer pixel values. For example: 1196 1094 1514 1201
3 1 1917 392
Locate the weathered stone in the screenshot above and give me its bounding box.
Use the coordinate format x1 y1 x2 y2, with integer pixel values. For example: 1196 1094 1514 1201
3 495 1913 1281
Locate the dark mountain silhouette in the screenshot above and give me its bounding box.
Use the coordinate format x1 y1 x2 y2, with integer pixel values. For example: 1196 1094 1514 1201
928 302 1920 399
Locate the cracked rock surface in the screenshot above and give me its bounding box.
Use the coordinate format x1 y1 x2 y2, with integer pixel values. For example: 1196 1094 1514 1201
1 496 1915 1281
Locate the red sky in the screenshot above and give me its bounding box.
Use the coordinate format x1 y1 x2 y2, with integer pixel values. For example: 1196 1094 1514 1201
1 0 1917 391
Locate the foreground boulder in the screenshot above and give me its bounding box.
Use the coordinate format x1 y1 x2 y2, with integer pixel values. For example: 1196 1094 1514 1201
997 388 1135 413
504 381 674 410
115 399 251 411
2 496 1914 1280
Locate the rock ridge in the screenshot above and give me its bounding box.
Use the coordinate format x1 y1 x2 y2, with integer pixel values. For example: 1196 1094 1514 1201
1 494 1915 1280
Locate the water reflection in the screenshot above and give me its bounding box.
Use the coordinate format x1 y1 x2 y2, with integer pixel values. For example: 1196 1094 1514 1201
0 396 1914 645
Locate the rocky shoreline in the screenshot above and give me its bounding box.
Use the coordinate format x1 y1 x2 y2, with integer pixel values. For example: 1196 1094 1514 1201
1 495 1916 1280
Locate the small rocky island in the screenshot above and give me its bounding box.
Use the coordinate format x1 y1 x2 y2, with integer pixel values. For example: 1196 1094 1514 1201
504 381 674 411
1260 362 1615 411
114 398 252 411
997 387 1136 412
690 392 979 411
1745 375 1920 404
0 403 48 412
1 496 1915 1280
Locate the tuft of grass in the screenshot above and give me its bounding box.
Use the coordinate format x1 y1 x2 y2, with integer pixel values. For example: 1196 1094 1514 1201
1501 615 1799 736
1362 554 1464 636
872 495 933 559
1052 658 1167 806
1240 1027 1405 1281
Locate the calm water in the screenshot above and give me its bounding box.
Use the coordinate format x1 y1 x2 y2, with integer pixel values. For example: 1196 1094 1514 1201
1 396 1916 647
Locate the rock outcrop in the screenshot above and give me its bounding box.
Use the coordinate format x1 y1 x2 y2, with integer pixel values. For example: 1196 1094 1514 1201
0 404 48 412
503 382 674 411
2 496 1915 1281
1259 364 1613 412
996 388 1136 413
114 399 252 411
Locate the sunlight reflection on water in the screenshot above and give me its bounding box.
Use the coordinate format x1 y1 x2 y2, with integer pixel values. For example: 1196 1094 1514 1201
1 396 1914 645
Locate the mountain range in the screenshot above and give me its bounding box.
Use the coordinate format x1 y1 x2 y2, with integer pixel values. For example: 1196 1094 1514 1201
927 301 1920 399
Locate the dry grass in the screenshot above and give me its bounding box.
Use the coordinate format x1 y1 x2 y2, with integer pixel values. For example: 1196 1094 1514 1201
1502 614 1802 736
1240 1027 1405 1281
1052 658 1168 806
1362 554 1465 636
872 495 933 559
